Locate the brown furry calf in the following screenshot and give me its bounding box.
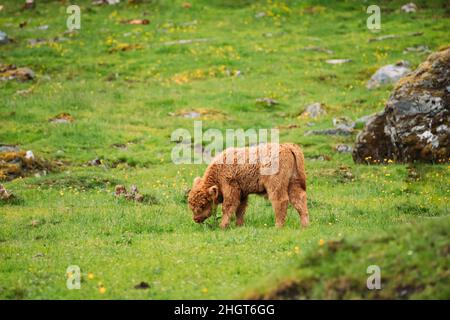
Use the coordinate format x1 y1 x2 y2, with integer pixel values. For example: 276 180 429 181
188 143 308 229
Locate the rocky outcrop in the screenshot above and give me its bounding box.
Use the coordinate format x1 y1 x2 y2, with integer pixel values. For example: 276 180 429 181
353 47 450 163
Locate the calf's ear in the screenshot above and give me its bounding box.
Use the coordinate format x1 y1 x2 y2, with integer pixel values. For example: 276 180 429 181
193 177 202 187
208 185 219 201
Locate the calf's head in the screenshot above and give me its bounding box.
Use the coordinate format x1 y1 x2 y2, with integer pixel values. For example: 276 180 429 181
188 177 219 224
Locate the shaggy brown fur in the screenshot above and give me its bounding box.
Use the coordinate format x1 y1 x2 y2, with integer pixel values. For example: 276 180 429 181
188 143 308 229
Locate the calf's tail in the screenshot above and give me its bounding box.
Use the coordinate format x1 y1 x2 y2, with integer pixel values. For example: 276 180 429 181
285 143 307 191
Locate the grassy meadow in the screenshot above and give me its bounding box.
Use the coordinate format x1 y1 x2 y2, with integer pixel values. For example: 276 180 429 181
0 0 449 299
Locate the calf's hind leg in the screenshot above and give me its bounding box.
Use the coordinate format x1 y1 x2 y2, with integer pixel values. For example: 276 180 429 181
288 181 309 227
266 183 290 228
235 196 248 227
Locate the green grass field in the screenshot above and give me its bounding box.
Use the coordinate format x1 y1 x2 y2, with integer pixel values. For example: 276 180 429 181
0 0 449 299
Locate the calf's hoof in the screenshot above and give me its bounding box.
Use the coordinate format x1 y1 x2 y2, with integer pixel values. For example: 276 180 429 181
301 216 309 228
220 222 229 229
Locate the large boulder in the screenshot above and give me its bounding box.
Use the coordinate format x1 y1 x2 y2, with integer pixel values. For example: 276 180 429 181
353 47 450 164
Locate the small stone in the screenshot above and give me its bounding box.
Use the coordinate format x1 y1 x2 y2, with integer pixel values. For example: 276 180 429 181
333 116 355 131
0 184 14 200
300 46 334 54
403 45 430 54
49 113 74 124
256 98 279 107
92 0 120 5
305 127 353 136
162 38 209 46
0 144 19 153
25 150 35 160
401 3 417 13
0 31 10 45
301 102 326 118
335 144 353 153
182 111 201 118
368 34 399 42
325 59 352 65
115 185 127 197
88 158 102 166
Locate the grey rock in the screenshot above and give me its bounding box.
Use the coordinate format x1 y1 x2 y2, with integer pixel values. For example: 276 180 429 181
256 98 279 107
305 127 353 136
0 144 19 152
182 111 201 118
368 32 423 43
367 61 411 89
335 144 353 153
332 116 355 131
27 37 68 47
403 45 430 54
302 102 326 118
162 38 209 46
92 0 120 5
306 116 355 136
50 118 71 124
300 46 334 55
401 3 417 13
0 31 9 45
368 34 399 42
326 59 352 65
88 158 102 166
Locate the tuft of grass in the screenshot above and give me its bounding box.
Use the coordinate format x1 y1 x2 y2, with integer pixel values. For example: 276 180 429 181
246 217 450 299
0 0 449 299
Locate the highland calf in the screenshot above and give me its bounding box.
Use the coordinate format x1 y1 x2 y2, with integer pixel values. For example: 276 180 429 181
188 143 308 229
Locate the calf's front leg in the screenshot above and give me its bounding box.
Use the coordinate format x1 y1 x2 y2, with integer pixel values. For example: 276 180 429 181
220 184 241 229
